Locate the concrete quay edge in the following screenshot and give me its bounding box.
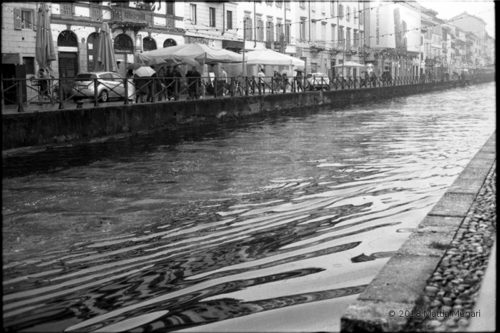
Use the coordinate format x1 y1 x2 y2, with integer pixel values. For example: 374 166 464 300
340 131 496 332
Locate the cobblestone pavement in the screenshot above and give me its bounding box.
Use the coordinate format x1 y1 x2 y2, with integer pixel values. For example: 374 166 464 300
406 162 496 332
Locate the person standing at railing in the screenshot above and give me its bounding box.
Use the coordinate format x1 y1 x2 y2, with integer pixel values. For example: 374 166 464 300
281 72 289 92
172 65 182 101
257 68 266 94
38 68 49 100
220 66 228 96
165 66 173 101
186 66 201 100
126 69 135 104
370 71 377 87
295 70 303 92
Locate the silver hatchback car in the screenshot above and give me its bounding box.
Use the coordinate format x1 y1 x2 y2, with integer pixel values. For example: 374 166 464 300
72 72 131 102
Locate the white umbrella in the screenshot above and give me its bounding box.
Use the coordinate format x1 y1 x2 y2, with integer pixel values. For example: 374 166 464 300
133 66 156 77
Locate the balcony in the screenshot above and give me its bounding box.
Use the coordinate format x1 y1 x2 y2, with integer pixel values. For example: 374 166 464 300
110 6 153 31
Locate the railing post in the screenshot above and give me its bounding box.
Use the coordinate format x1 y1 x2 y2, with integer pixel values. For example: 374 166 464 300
151 77 156 102
1 77 5 109
124 78 129 105
94 78 98 106
17 79 24 113
58 78 65 109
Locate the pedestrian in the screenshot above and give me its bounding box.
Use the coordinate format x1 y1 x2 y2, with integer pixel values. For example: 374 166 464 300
126 69 135 103
134 73 149 103
186 66 201 99
172 65 183 100
38 68 49 99
370 71 377 87
362 71 369 88
165 66 173 100
281 72 289 92
257 68 266 94
220 66 228 96
207 64 216 96
273 71 281 92
295 70 303 92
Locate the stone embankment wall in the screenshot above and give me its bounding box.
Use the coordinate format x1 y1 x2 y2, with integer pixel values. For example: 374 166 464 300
2 76 494 150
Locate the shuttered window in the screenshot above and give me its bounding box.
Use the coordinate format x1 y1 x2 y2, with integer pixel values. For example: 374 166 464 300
14 8 22 30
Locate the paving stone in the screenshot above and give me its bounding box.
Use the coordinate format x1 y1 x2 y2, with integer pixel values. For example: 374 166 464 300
358 254 441 304
428 192 476 217
341 300 413 332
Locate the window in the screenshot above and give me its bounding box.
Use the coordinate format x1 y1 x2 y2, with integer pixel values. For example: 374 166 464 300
226 10 233 29
311 21 316 41
346 28 351 50
285 20 291 43
321 22 326 42
353 29 359 47
276 0 282 8
300 17 306 41
331 24 336 43
276 19 283 42
299 1 306 9
209 7 216 27
330 1 335 17
87 32 99 71
21 9 34 29
338 4 343 19
166 2 174 15
285 0 290 10
244 15 253 40
23 57 35 75
266 0 273 6
257 16 264 42
266 19 274 43
190 4 197 25
346 7 350 22
338 26 344 48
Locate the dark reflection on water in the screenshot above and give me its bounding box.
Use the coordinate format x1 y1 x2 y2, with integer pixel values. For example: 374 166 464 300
2 83 496 332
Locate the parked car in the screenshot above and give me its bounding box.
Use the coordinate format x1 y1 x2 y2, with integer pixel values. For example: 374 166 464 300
72 72 131 102
306 73 330 90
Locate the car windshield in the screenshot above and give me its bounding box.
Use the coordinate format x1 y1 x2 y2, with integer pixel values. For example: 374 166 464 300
76 74 97 81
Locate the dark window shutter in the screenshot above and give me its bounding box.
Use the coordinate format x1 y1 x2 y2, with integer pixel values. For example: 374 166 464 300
14 8 22 30
33 10 37 31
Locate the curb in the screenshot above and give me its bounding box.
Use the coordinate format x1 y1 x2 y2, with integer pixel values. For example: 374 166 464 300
340 131 496 332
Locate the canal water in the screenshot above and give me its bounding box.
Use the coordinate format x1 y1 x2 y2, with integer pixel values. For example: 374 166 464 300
2 82 495 332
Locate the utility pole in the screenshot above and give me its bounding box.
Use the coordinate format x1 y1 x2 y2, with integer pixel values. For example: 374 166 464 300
242 17 246 76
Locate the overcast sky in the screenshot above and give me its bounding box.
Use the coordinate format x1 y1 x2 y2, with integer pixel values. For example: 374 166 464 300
417 0 495 37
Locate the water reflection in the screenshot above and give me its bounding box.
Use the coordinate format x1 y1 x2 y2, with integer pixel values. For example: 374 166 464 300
2 83 496 332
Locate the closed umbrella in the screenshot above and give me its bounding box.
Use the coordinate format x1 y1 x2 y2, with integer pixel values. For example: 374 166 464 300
35 3 56 71
94 22 117 72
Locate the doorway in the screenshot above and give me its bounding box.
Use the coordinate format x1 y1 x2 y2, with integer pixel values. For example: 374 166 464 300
58 52 78 98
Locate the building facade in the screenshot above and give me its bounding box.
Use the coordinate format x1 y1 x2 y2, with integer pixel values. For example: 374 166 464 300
1 1 494 83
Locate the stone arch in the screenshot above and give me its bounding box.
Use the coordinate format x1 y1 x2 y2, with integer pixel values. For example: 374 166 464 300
113 33 134 53
57 30 78 47
163 38 177 48
143 36 157 51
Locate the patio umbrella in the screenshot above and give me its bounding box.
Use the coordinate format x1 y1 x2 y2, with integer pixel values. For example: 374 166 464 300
35 3 56 71
133 66 156 77
334 61 366 68
94 22 117 72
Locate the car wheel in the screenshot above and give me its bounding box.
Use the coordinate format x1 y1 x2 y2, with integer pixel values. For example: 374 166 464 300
99 90 109 103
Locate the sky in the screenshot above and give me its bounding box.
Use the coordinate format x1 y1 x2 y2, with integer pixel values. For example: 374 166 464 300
417 0 496 37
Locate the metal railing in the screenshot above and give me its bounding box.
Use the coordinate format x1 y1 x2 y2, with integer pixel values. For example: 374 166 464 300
0 73 483 112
